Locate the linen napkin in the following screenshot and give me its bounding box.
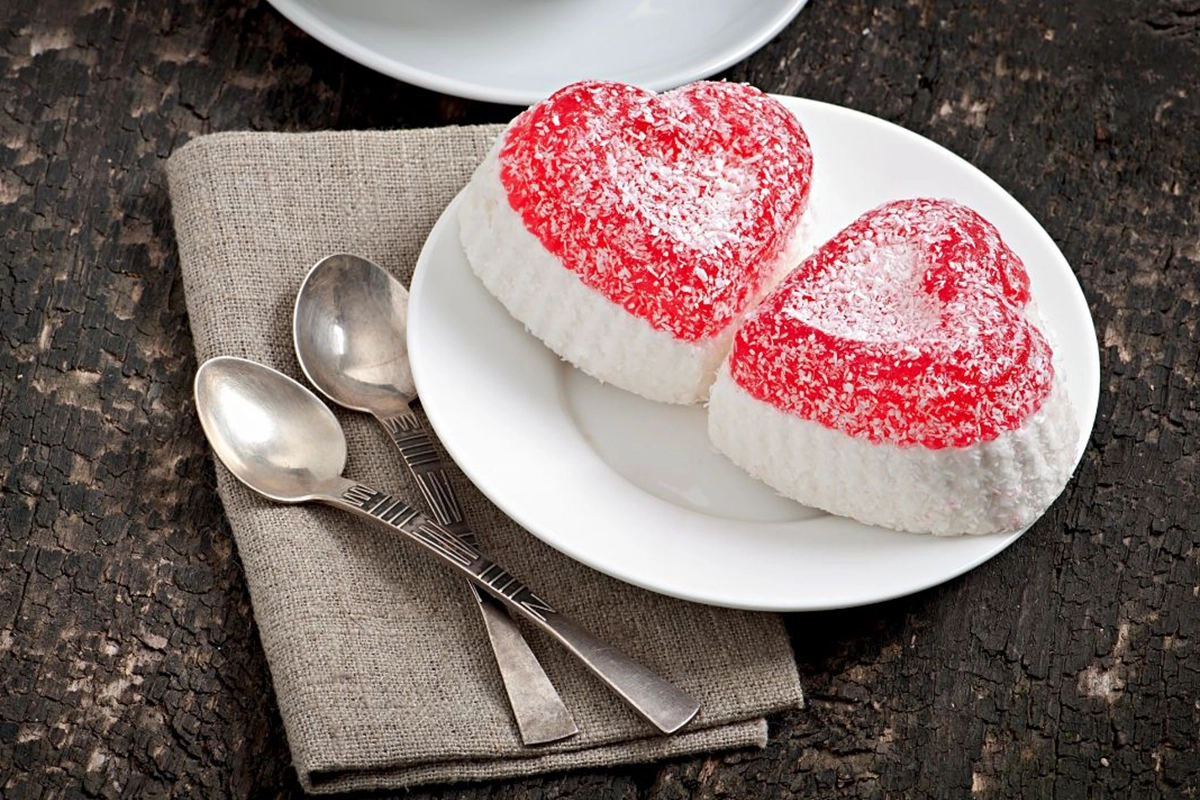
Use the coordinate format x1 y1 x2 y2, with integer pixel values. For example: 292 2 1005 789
166 126 803 794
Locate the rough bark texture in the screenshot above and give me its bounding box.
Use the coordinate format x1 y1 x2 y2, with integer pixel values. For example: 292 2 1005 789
1 0 1197 797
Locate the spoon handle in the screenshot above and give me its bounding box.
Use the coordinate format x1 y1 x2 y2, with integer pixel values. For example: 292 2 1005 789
377 411 577 745
324 478 700 735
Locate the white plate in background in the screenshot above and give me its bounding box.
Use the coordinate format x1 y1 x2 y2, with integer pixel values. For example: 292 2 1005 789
407 96 1100 611
265 0 809 105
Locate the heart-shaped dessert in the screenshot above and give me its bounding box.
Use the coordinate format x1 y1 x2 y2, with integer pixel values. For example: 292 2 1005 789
459 80 814 403
708 198 1079 535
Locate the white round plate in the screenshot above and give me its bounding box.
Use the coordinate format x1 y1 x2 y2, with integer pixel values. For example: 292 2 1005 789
407 96 1100 611
264 0 808 105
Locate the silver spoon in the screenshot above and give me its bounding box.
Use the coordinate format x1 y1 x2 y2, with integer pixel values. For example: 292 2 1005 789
292 252 577 744
194 356 701 735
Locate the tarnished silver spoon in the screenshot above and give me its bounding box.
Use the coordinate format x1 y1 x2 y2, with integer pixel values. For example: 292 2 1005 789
292 252 576 744
193 356 700 735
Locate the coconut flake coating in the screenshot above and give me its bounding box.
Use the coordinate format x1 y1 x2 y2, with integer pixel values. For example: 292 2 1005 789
728 198 1055 449
459 136 816 404
708 364 1079 535
498 80 813 343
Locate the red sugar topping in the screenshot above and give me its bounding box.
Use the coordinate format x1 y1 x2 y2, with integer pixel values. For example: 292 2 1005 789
729 198 1054 449
499 80 813 342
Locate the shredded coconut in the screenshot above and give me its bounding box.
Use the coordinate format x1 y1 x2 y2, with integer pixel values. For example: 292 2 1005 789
729 198 1055 448
498 80 813 342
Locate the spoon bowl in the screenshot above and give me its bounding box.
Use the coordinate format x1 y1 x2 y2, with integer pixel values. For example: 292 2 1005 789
194 356 348 502
293 253 415 418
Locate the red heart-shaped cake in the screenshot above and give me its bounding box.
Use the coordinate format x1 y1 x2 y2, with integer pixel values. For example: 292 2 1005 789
708 198 1079 535
459 80 814 403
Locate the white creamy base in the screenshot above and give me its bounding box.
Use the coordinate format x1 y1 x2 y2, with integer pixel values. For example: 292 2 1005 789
707 365 1080 536
458 137 815 405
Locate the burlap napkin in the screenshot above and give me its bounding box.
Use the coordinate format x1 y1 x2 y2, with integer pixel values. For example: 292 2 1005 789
166 126 803 794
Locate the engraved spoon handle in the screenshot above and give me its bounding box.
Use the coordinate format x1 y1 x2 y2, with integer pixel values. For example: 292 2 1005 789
322 478 700 735
377 410 576 745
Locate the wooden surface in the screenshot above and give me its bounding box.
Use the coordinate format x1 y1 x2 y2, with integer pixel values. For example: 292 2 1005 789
1 1 1197 797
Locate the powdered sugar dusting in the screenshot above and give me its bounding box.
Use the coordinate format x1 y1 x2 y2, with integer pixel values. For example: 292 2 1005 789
730 198 1055 449
499 80 813 342
781 241 943 342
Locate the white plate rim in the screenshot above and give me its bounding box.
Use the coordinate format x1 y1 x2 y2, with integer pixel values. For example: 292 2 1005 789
264 0 810 105
408 94 1101 611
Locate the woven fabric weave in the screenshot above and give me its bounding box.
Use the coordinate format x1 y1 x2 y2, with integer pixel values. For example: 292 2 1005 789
166 127 802 793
